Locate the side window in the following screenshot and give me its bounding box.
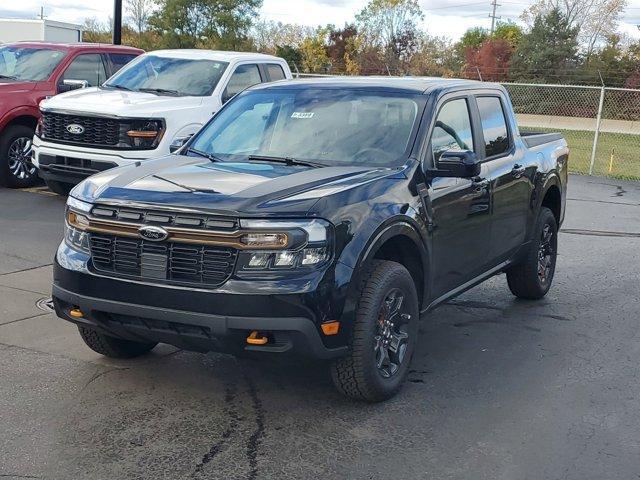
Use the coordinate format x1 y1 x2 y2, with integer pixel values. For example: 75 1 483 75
477 96 510 157
108 53 138 75
222 64 262 103
61 54 107 86
431 98 474 162
266 63 286 81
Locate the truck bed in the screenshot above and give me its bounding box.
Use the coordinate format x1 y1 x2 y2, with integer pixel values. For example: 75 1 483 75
521 131 564 148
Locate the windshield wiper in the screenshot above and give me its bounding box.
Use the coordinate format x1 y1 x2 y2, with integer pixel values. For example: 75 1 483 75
152 175 218 194
0 74 18 80
138 87 181 96
102 83 133 91
247 155 324 168
185 147 222 162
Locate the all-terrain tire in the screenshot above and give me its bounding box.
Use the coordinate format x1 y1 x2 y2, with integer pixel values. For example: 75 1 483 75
0 124 38 188
506 207 558 300
45 179 74 196
330 260 419 402
77 326 157 358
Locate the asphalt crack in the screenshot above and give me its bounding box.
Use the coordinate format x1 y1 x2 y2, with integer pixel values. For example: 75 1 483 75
192 383 239 475
244 369 266 480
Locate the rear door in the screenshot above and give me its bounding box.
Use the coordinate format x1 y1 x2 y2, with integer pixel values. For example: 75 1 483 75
423 94 493 299
475 94 532 264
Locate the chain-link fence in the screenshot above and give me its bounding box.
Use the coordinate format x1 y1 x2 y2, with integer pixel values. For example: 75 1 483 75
504 83 640 180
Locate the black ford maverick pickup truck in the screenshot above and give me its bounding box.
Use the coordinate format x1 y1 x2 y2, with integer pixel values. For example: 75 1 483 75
53 77 568 401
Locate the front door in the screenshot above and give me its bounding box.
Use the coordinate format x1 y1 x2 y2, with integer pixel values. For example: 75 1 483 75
423 96 492 299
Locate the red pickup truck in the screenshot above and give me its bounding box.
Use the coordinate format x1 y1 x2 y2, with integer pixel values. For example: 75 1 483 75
0 42 142 188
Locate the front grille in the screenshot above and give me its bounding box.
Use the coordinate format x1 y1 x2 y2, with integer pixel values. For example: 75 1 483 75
89 234 237 287
42 112 120 147
91 205 238 231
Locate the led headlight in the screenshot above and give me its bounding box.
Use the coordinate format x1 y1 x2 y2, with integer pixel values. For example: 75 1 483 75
236 219 332 273
120 119 165 149
64 196 93 253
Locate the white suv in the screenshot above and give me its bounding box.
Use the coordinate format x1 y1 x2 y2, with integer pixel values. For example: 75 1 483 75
32 49 292 195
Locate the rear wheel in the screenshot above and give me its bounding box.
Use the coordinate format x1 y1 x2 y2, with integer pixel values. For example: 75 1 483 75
0 125 38 188
77 326 157 358
506 207 558 300
330 260 419 402
45 179 74 196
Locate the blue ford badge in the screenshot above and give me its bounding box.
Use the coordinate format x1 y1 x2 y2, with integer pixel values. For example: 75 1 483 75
66 124 85 135
138 225 169 242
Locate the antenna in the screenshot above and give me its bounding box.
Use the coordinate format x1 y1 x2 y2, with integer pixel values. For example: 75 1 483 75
489 0 501 35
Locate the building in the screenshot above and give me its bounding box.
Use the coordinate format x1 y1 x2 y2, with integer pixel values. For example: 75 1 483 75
0 19 83 44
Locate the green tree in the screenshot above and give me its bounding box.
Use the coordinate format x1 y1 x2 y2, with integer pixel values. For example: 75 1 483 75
454 27 488 63
148 0 262 50
510 8 579 82
299 27 330 73
355 0 424 49
275 45 303 72
493 22 523 49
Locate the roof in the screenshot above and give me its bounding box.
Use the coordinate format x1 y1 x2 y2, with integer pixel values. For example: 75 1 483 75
249 76 491 94
6 41 143 53
147 49 284 62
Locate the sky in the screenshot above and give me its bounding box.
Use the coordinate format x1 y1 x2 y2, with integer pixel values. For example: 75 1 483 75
1 0 640 41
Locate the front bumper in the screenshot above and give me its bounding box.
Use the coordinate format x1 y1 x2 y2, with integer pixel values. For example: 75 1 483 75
32 138 161 185
53 244 352 359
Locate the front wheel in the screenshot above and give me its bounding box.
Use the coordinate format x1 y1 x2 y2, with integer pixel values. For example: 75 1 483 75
506 207 558 300
330 260 419 402
0 125 38 188
78 326 157 358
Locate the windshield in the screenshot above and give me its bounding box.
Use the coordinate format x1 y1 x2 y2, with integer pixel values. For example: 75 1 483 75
0 46 66 81
103 55 229 96
189 89 421 167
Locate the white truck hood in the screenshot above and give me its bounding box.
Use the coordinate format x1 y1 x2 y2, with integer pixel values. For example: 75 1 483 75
40 87 204 118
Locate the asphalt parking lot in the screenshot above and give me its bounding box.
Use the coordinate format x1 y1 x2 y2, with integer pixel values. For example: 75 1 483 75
1 174 639 480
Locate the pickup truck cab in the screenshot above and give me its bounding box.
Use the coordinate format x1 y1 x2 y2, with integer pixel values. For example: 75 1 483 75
53 78 568 401
0 42 142 188
33 50 292 195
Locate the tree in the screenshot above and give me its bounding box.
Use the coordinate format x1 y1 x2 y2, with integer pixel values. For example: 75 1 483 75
299 27 330 73
355 0 424 49
251 20 313 54
275 45 302 72
454 27 488 63
148 0 262 50
466 38 513 81
493 22 523 49
326 24 358 72
407 35 459 77
510 8 579 82
126 0 155 35
521 0 627 57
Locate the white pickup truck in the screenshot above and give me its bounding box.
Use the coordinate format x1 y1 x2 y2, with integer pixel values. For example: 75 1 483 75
32 49 292 195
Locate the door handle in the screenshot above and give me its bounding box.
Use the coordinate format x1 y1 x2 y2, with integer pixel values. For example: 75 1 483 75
472 178 489 194
512 164 526 178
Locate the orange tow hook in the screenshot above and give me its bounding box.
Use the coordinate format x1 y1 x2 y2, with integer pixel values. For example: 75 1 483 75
69 308 84 319
246 330 268 345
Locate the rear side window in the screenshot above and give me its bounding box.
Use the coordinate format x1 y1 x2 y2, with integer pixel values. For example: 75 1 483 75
266 64 286 81
431 98 474 162
222 64 262 102
477 96 510 157
108 53 138 75
62 53 107 86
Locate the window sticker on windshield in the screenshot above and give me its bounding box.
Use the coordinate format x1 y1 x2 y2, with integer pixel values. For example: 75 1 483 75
291 112 314 119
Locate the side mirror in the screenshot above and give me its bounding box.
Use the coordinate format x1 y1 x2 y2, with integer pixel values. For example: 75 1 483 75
431 150 480 178
169 134 193 153
58 79 89 93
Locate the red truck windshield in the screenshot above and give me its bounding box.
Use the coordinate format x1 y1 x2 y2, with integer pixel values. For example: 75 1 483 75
0 46 66 82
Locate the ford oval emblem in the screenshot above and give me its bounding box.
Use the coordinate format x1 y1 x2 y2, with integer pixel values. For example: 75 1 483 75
138 225 169 242
66 124 85 135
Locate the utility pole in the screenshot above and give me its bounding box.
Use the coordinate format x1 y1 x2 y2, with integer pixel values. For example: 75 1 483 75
489 0 501 35
113 0 123 45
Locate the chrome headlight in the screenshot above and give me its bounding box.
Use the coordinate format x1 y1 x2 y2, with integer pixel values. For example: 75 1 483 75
64 196 92 253
235 219 333 273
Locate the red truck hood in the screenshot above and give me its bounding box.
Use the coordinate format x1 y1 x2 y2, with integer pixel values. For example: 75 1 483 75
0 80 37 94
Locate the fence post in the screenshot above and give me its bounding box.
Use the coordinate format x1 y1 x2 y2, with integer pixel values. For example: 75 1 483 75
589 86 605 175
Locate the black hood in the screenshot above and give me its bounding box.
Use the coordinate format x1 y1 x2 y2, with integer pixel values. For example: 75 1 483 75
72 155 400 217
